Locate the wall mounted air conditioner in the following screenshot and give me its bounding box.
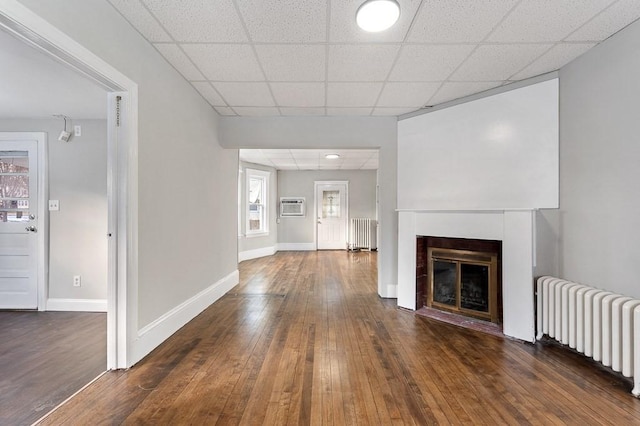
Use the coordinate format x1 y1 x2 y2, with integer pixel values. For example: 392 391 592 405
280 197 305 217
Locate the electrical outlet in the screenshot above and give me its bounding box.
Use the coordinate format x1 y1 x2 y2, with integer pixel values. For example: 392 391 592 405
74 125 82 137
73 275 81 287
48 200 60 211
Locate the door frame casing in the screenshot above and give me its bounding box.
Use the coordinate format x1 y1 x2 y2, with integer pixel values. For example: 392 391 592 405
0 1 139 369
314 181 349 250
0 132 47 309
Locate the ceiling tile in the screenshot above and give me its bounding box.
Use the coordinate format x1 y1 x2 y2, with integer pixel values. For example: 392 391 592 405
232 107 280 116
261 149 291 155
236 0 327 42
327 83 383 107
239 149 268 160
154 44 204 80
377 82 441 107
109 0 172 42
427 82 502 105
330 0 422 42
388 45 476 81
255 45 326 81
326 107 373 116
142 0 247 42
487 0 616 43
280 107 327 116
372 107 417 116
450 44 552 81
182 44 263 81
341 151 374 159
511 43 596 80
213 82 275 106
192 82 226 106
408 0 519 43
295 159 320 165
270 161 298 168
328 44 401 81
289 150 320 158
270 83 325 107
214 106 236 116
566 0 640 41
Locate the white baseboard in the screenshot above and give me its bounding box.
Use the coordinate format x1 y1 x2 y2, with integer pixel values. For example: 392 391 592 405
132 269 239 365
47 298 107 312
277 243 316 251
381 284 398 299
238 245 277 262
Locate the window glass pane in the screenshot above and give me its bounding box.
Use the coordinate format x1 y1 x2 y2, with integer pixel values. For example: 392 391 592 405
0 210 30 223
0 175 29 198
433 260 456 306
460 264 489 312
322 190 340 218
0 199 29 209
249 204 263 230
249 177 263 204
0 152 29 173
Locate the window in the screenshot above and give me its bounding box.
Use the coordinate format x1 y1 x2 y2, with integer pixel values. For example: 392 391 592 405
246 169 269 235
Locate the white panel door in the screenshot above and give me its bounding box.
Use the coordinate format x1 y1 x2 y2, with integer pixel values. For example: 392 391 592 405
0 140 38 309
316 182 348 250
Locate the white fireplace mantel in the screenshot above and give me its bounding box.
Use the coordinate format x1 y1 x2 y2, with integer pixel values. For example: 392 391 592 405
398 210 536 342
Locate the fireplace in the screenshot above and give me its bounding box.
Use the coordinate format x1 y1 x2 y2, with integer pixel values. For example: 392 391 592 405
417 236 502 324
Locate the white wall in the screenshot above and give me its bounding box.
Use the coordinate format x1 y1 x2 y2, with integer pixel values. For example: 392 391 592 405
277 169 377 247
0 118 107 304
17 0 239 349
538 18 640 297
238 161 278 260
398 79 559 210
219 116 398 298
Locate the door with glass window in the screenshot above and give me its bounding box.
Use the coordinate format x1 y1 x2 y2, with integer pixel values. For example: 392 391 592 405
316 182 348 250
0 139 38 309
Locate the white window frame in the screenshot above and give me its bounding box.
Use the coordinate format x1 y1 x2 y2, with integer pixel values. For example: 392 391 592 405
246 168 270 237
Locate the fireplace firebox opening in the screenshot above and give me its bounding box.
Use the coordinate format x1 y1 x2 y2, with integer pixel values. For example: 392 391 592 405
416 236 502 324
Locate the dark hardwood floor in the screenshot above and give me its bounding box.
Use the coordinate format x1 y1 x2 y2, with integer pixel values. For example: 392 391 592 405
37 251 640 425
0 311 106 425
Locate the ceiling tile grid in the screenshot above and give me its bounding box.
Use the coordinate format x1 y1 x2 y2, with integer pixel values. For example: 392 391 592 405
109 0 640 117
239 149 379 171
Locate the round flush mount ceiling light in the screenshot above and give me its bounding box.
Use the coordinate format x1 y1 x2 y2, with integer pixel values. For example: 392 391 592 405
325 153 340 159
356 0 400 32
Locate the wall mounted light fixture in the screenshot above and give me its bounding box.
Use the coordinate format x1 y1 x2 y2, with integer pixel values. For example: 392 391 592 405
54 114 71 142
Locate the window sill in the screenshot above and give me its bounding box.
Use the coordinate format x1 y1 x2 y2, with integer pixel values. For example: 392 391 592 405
245 232 269 238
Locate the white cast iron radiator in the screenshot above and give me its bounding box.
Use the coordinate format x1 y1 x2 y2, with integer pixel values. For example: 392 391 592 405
536 276 640 397
349 218 375 251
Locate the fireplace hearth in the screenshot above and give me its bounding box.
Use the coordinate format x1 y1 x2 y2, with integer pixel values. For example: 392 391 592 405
416 237 501 324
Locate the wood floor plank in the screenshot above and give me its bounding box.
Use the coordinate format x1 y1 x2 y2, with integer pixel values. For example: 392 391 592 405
0 311 106 426
35 251 640 425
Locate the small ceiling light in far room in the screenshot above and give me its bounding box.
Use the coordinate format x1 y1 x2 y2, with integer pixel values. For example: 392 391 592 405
325 153 340 159
356 0 400 32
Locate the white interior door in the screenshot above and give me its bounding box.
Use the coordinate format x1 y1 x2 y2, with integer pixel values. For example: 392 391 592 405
316 182 348 250
0 139 38 309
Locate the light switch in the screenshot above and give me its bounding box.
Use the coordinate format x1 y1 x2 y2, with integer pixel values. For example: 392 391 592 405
48 200 60 211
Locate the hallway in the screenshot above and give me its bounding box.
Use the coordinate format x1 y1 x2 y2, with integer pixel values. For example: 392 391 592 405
39 251 640 424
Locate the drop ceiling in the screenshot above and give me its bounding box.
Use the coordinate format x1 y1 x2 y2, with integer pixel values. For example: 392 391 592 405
240 149 378 170
109 0 640 117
